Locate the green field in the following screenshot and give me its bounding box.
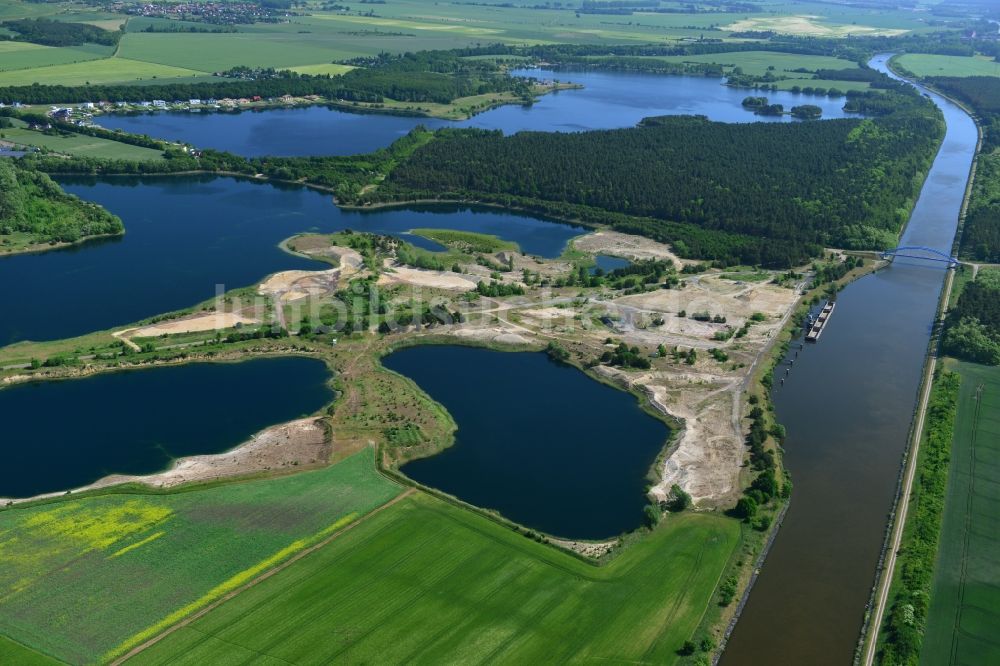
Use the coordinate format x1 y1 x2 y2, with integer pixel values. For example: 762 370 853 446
0 41 111 73
896 54 1000 79
630 51 861 77
920 361 1000 665
0 57 207 87
128 493 739 664
285 63 355 77
0 450 401 664
410 228 519 254
1 121 165 161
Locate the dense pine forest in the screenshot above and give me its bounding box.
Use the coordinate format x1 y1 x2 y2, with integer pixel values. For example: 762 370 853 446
0 161 123 248
366 98 943 267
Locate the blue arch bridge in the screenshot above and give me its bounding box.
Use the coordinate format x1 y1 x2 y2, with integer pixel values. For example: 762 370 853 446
880 246 960 268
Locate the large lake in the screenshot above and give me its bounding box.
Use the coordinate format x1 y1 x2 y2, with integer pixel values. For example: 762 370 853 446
386 346 669 539
0 356 333 498
93 69 860 156
0 177 583 345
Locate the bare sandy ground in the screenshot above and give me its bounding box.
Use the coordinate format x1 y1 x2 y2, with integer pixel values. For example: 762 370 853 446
551 538 616 558
447 324 530 346
259 268 340 302
2 418 330 505
126 312 259 338
378 263 480 291
573 230 684 269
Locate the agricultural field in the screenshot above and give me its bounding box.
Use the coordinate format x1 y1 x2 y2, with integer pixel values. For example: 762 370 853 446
285 63 355 77
895 54 1000 79
920 360 1000 665
0 57 207 87
1 120 165 160
128 493 740 665
0 41 110 73
0 450 401 664
630 51 862 78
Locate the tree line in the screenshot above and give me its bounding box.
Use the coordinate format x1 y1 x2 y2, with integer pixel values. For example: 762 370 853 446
1 18 120 47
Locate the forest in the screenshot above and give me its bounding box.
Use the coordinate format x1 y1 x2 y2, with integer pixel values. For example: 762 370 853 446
1 18 120 47
0 160 123 248
927 77 1000 263
363 100 942 267
0 51 530 106
942 269 1000 365
929 76 1000 150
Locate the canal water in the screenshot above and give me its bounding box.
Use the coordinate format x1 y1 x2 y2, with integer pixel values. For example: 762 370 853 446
0 178 583 345
385 346 669 539
0 356 334 499
92 68 860 156
721 55 977 665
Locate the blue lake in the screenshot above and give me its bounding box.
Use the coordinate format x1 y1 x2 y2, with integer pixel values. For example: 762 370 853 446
387 345 670 539
0 356 333 498
93 69 860 156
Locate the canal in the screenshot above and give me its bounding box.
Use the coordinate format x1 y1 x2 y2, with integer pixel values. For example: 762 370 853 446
721 55 978 665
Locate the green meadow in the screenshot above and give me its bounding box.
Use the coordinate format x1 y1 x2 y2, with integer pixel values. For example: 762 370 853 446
129 493 739 665
2 120 165 161
0 57 206 86
895 54 1000 79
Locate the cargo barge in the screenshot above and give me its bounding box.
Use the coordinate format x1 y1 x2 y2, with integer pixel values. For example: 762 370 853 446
805 301 835 342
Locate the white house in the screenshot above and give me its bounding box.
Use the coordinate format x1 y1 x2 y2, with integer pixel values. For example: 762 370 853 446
152 100 167 108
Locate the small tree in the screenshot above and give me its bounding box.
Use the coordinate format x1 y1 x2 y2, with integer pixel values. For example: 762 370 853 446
668 484 692 512
734 496 757 520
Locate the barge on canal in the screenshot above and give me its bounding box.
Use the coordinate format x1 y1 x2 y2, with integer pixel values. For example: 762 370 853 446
805 301 835 342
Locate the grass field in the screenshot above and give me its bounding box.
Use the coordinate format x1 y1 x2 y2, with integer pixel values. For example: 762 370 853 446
285 63 355 77
0 57 207 87
0 41 111 73
896 54 1000 79
1 120 165 161
127 493 739 664
920 360 1000 665
0 636 59 666
625 51 860 77
0 450 401 664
